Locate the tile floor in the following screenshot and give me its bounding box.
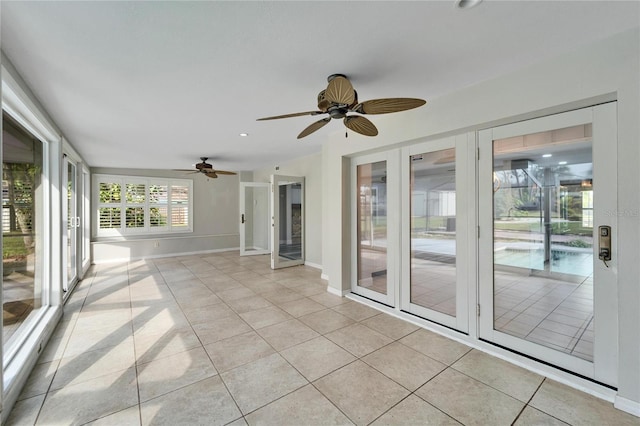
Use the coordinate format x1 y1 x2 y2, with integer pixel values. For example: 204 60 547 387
6 251 638 425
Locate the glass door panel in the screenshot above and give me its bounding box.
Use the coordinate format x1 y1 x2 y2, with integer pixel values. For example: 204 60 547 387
352 152 397 306
63 158 78 295
2 112 45 347
271 175 305 269
240 182 270 256
357 161 388 296
479 104 618 385
401 135 469 331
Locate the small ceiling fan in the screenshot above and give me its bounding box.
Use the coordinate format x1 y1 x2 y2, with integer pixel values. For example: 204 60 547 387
257 74 426 139
176 157 237 179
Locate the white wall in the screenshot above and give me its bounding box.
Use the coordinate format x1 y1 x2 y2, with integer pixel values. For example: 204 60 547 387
91 168 240 262
322 28 639 409
253 152 323 268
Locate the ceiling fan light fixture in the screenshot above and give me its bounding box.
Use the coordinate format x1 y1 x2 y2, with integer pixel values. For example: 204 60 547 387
455 0 483 10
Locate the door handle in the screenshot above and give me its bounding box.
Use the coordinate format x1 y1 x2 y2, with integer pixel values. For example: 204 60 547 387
598 225 611 266
241 214 245 224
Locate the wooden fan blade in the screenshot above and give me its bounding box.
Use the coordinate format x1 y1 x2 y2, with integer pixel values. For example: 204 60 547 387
212 170 237 175
352 98 426 114
203 171 218 179
324 76 355 105
257 111 323 121
344 116 378 137
297 117 331 139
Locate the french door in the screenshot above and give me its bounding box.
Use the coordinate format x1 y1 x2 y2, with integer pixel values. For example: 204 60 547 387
478 104 618 386
239 182 270 256
351 152 398 306
271 175 305 269
62 156 79 296
400 135 471 332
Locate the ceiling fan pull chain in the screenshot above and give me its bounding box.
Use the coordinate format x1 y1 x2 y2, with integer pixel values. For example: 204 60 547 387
345 131 348 138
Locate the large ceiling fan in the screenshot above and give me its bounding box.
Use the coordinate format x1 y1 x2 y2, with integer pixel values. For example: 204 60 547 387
176 157 237 179
257 74 426 139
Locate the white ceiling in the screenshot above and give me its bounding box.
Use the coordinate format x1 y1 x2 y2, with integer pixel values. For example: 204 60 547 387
1 1 638 172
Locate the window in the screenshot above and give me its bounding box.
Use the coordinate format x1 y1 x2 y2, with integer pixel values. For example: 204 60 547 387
94 174 193 236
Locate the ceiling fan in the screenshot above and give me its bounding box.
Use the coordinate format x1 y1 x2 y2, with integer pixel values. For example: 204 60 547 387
257 74 426 139
176 157 237 179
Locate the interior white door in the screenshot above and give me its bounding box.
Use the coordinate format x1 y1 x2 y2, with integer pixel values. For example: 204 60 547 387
271 175 305 269
240 182 271 256
478 103 618 386
351 152 398 307
400 134 471 332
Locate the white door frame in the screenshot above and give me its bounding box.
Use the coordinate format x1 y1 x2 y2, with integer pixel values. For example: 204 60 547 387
478 104 618 386
271 175 305 269
62 155 78 296
400 134 472 332
351 151 399 307
239 182 271 256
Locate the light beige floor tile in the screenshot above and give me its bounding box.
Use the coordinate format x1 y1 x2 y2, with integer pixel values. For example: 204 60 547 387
293 283 326 297
17 360 59 400
257 319 319 351
331 301 380 321
191 313 252 344
216 286 256 302
183 302 236 325
226 295 273 314
310 292 349 308
299 308 355 334
361 313 420 340
37 368 139 426
278 297 326 318
175 292 223 310
204 331 275 373
132 304 191 336
239 305 293 329
452 349 544 402
530 379 639 425
221 353 307 414
363 342 446 391
202 278 244 293
245 384 353 426
400 329 470 365
261 288 306 305
140 376 241 426
87 405 141 426
280 336 356 381
370 395 461 426
51 339 136 391
415 368 524 426
134 327 202 364
314 361 410 426
137 347 217 402
325 323 392 357
6 394 45 426
513 406 569 425
63 324 134 358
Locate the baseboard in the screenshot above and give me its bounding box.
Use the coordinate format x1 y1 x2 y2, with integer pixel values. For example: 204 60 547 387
91 247 240 264
615 395 640 417
320 273 329 281
304 261 323 270
327 286 350 297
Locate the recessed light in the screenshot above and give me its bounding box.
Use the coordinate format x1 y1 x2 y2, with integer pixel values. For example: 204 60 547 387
239 133 249 137
542 154 552 158
455 0 483 10
558 161 567 165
